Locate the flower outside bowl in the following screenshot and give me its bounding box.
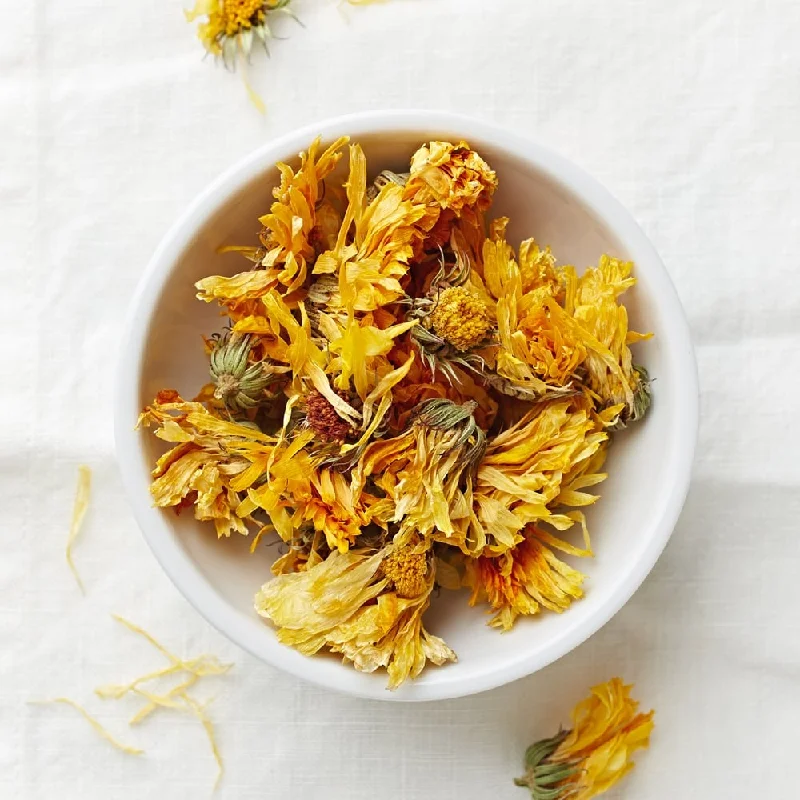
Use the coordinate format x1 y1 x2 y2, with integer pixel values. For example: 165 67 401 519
114 111 698 702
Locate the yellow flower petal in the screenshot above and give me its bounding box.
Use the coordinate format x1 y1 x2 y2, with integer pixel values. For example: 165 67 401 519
327 318 416 399
29 698 143 756
66 465 91 594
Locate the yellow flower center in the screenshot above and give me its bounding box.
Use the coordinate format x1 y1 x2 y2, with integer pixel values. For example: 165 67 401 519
382 548 428 598
430 286 490 351
209 0 266 39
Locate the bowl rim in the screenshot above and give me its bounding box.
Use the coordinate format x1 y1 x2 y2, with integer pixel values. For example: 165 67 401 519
115 109 698 702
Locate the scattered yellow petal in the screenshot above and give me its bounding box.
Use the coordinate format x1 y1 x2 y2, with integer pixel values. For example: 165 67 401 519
128 674 200 725
111 614 178 662
30 698 143 756
66 465 91 594
181 692 224 788
131 685 192 714
95 664 185 700
94 615 233 785
101 615 231 711
240 66 265 114
249 524 273 553
108 614 233 684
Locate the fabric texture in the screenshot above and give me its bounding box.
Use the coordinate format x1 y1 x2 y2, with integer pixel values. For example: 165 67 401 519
2 0 798 796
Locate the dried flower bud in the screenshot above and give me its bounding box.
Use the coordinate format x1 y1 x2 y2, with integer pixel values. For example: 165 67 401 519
209 334 276 413
630 365 652 422
366 169 409 203
514 731 581 799
411 398 486 470
611 365 652 431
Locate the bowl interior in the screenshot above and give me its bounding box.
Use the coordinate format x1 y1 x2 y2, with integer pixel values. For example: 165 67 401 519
130 124 686 700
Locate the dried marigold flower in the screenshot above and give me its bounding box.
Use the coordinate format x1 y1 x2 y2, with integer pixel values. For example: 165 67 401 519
185 0 295 62
430 286 490 351
184 0 300 111
515 678 654 800
405 141 498 214
254 548 456 690
305 390 355 443
466 530 586 629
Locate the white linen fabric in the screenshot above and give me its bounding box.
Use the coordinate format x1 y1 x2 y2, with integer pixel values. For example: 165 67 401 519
2 0 799 797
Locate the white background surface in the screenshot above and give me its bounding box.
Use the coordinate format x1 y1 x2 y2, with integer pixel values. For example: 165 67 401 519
2 0 798 797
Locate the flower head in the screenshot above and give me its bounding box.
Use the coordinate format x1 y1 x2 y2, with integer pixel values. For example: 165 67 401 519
196 137 348 320
186 0 294 61
352 399 487 545
466 528 587 629
405 141 498 214
515 678 654 800
277 466 390 555
516 306 587 387
137 391 280 538
472 221 581 403
445 398 607 558
254 546 455 688
564 255 652 423
387 340 498 432
315 144 440 313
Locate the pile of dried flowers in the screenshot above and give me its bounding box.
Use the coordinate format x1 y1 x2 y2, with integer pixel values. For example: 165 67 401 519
139 137 651 688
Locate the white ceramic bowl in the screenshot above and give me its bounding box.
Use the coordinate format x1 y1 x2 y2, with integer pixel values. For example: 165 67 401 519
115 111 698 702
